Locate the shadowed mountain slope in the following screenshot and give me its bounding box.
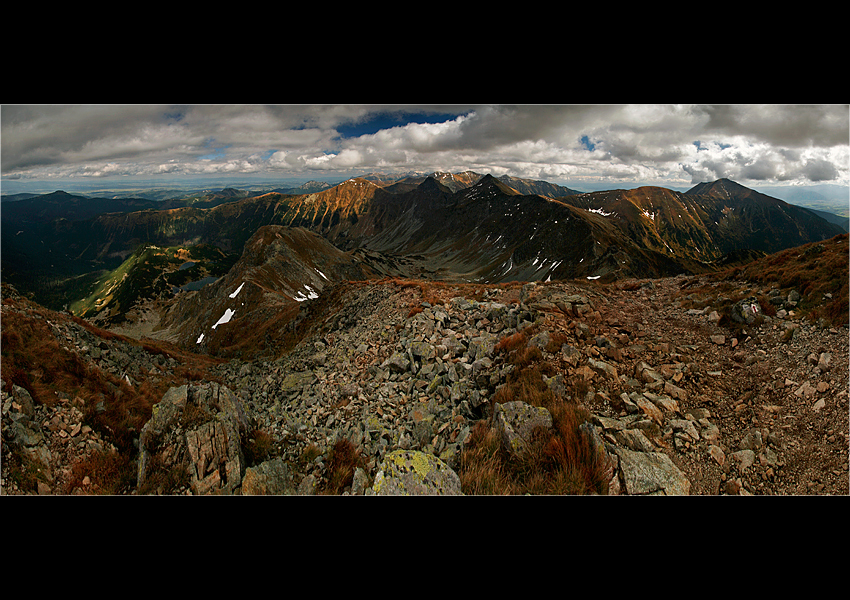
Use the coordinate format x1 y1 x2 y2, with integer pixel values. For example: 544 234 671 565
155 225 378 357
2 173 843 316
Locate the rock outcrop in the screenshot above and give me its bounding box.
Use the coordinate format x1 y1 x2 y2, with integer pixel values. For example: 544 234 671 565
137 382 249 495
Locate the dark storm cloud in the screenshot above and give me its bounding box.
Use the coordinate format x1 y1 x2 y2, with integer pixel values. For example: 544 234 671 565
801 158 839 181
701 104 849 148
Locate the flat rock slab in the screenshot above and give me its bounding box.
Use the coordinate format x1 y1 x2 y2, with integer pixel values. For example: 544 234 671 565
612 446 691 495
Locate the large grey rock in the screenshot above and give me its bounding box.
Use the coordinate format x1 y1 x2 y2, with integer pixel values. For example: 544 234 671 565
137 382 248 495
612 446 691 495
371 450 462 495
385 351 410 374
588 358 618 381
730 297 762 324
408 341 435 360
242 458 297 495
467 334 497 361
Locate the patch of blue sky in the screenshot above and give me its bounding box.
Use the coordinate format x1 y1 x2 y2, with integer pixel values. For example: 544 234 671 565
336 111 466 138
198 139 230 160
163 110 185 123
693 140 732 151
580 135 596 152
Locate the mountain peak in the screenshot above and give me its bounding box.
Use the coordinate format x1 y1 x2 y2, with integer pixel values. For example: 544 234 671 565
686 178 753 198
470 173 519 196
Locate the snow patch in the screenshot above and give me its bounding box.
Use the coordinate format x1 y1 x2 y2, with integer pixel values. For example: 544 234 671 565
293 284 320 302
196 333 204 344
229 282 245 298
587 275 601 280
212 308 236 329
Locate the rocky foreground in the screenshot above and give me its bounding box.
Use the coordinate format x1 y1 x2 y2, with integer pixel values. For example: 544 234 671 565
3 274 848 495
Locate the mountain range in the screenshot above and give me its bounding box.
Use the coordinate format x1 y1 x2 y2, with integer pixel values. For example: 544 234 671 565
1 171 845 348
3 169 848 496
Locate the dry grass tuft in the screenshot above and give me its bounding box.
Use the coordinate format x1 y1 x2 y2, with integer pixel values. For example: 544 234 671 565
460 331 611 495
494 330 528 355
65 450 137 495
323 438 363 494
242 428 275 466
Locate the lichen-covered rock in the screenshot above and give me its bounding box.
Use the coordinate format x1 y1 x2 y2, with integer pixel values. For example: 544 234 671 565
467 334 497 361
408 341 435 360
279 371 315 393
385 351 410 374
371 450 462 495
588 358 618 381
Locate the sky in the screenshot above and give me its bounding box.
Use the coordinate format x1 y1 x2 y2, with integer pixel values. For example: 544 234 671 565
2 104 848 196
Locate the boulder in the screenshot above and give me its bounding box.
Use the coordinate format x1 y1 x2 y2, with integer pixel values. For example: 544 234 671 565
241 457 297 495
588 358 618 381
385 351 410 374
371 450 462 495
730 297 762 325
611 446 691 495
467 334 497 361
137 382 248 495
409 341 435 361
492 400 553 457
529 330 550 350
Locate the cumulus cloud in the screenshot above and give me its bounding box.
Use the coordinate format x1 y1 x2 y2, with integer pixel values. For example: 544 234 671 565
2 104 847 188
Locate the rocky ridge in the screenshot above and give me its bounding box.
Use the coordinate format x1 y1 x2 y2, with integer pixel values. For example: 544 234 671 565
3 273 848 495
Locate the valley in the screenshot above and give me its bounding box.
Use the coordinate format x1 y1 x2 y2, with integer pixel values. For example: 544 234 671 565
2 171 847 495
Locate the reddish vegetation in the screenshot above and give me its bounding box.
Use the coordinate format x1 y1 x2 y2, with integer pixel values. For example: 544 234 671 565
712 233 848 326
1 288 224 493
460 327 610 495
322 438 364 495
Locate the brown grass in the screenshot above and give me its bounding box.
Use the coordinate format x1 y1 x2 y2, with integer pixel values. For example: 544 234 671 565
136 452 190 495
493 330 527 354
65 450 137 495
460 332 611 495
674 234 849 327
242 428 275 466
1 293 227 494
726 234 848 326
322 438 364 494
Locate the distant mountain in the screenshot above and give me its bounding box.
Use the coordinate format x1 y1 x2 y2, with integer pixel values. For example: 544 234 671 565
682 178 845 253
0 190 162 223
272 181 335 195
151 187 259 210
497 175 583 198
70 243 235 326
354 175 706 283
0 192 41 202
805 207 848 232
3 172 844 317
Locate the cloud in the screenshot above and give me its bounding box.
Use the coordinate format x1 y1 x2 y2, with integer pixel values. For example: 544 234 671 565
2 104 847 188
701 104 849 148
801 157 839 182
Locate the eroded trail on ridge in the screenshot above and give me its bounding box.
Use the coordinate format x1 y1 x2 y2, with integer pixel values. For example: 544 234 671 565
579 276 849 495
